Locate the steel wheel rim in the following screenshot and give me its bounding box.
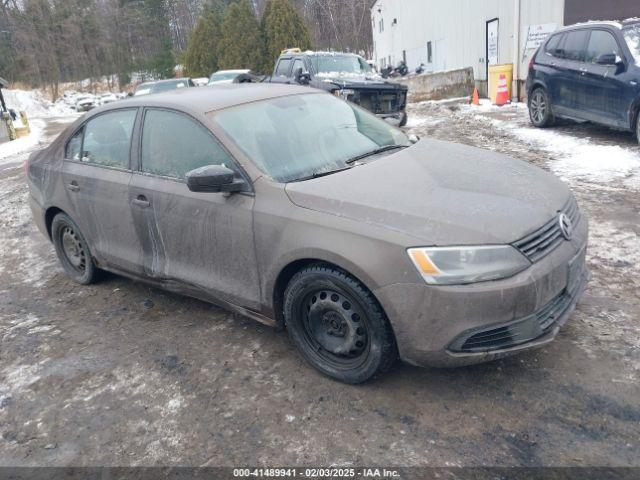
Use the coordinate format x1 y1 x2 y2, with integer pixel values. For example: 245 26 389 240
530 91 547 124
60 225 86 273
299 288 370 369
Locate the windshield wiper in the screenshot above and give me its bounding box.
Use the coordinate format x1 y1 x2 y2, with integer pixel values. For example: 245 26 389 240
292 166 353 182
345 145 407 164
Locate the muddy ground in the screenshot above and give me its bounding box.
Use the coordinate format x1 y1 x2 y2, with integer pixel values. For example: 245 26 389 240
0 106 638 467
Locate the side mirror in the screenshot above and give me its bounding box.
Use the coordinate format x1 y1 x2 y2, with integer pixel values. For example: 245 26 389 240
294 67 311 85
596 53 623 66
186 165 245 193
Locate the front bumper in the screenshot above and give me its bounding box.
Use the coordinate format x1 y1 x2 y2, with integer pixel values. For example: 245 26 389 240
374 214 589 368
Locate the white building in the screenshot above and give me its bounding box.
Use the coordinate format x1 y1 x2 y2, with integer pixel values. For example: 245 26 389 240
371 0 639 99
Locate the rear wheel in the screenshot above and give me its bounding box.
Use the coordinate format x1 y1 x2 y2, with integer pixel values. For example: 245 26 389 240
51 213 99 284
283 265 397 384
528 87 554 127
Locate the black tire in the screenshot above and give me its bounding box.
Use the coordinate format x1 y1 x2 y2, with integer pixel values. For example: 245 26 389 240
51 213 99 284
283 265 397 384
528 87 555 128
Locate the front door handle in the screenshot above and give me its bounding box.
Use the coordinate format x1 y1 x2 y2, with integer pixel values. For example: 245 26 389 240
132 195 150 208
632 80 638 86
67 181 80 192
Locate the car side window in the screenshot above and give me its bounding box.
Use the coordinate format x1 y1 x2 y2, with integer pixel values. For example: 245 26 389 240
291 58 305 74
562 30 590 62
81 110 137 168
65 128 83 161
140 109 236 179
585 30 620 63
545 33 563 56
275 58 292 76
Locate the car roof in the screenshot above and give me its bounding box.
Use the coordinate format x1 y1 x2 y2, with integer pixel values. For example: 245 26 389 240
96 83 316 115
557 20 640 32
213 69 250 74
155 78 191 84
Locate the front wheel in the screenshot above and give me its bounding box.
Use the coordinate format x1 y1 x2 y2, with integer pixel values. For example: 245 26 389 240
528 87 555 128
283 265 397 384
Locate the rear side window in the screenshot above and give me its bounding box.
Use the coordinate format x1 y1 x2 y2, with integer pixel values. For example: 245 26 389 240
275 58 292 76
585 30 620 63
65 129 83 161
562 30 589 61
140 109 236 179
81 110 136 168
545 34 564 56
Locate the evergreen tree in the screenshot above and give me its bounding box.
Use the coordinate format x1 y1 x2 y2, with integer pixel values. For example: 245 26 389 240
261 0 311 72
217 0 264 72
208 0 234 16
184 11 221 77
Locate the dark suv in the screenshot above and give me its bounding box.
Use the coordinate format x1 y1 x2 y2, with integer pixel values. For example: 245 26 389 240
267 49 408 127
526 20 640 143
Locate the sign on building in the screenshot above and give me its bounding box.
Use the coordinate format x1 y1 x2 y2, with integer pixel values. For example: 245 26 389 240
524 23 557 51
487 19 499 65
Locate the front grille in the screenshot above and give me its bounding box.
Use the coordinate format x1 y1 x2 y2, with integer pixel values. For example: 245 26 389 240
451 256 585 353
513 197 580 262
356 90 407 114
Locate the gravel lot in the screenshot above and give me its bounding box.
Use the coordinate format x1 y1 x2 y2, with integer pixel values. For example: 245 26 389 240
1 104 639 467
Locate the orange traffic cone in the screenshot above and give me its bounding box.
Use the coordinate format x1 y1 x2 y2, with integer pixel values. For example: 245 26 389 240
471 87 480 106
495 74 509 106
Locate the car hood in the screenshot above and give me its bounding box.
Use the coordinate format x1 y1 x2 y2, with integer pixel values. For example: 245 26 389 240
285 139 572 246
316 73 402 88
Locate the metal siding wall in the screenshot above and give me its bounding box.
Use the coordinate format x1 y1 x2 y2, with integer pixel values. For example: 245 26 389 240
370 0 564 83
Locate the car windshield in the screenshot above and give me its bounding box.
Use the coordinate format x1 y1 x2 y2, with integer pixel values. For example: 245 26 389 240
212 93 410 183
312 55 373 76
623 26 640 64
210 72 240 82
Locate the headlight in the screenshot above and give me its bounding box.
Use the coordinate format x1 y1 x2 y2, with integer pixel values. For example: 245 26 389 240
407 246 531 285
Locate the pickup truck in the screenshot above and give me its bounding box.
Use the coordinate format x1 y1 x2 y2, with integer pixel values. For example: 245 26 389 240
267 49 408 127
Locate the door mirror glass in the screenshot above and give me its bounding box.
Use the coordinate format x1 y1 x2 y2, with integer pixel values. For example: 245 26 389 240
186 165 244 193
596 53 619 65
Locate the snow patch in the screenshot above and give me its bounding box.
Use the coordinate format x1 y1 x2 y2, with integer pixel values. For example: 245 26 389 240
510 126 640 186
3 89 77 118
0 118 45 164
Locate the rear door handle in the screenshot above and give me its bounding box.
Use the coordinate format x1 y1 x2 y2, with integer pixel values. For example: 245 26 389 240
632 80 638 86
132 195 150 208
67 181 80 192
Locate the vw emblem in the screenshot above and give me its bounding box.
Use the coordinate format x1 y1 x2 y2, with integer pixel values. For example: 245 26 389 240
558 213 573 240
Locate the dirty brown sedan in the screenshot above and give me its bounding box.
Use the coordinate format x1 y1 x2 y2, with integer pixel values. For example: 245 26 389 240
27 84 589 383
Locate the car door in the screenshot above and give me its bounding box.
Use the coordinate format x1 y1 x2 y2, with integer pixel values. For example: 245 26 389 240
554 29 590 116
270 57 293 84
128 108 261 309
582 28 632 128
61 108 144 273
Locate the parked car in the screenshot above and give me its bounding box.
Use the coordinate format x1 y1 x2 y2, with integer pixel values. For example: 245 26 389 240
527 19 640 143
267 49 409 127
208 69 252 84
98 93 119 105
27 84 589 383
74 95 96 112
133 78 195 96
